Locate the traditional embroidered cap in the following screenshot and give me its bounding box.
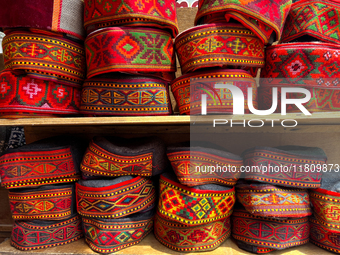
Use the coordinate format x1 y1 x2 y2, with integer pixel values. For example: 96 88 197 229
0 0 85 40
167 141 242 186
85 27 176 82
0 70 81 118
9 184 76 221
282 0 340 44
80 74 172 116
236 183 311 218
175 23 265 76
232 209 309 251
158 172 235 225
171 69 258 115
84 0 178 37
155 211 231 252
81 136 168 178
242 146 327 188
76 176 155 218
195 0 292 44
11 214 83 251
83 209 154 253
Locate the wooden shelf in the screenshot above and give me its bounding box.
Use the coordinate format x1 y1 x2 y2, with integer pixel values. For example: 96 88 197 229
0 234 333 255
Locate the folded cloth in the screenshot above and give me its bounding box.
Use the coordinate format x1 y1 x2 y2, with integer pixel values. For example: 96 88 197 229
0 0 85 40
282 0 340 44
171 69 257 115
232 209 309 251
235 241 276 254
242 146 327 188
84 0 178 37
154 211 231 252
158 172 235 225
81 136 167 177
236 183 311 218
0 136 84 189
310 216 340 254
167 141 242 186
80 74 172 116
3 29 85 88
83 209 154 253
85 27 176 82
195 0 292 44
11 214 83 251
76 176 155 218
175 23 265 76
9 184 75 220
0 70 80 117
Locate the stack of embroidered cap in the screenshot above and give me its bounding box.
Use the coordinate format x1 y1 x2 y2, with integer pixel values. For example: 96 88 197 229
0 0 86 118
154 142 239 252
80 0 178 116
77 136 168 253
259 0 340 113
232 145 327 253
0 136 85 250
172 0 292 115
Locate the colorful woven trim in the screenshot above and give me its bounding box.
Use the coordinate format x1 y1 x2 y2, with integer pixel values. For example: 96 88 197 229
167 146 243 187
80 75 172 116
232 209 309 250
171 69 257 115
0 70 80 116
260 42 340 88
3 29 85 88
243 147 326 188
158 174 235 225
0 0 85 40
85 27 175 82
235 241 276 254
0 147 79 189
175 23 264 76
11 215 83 251
154 211 231 252
236 184 311 218
310 188 340 233
0 112 56 119
195 0 292 44
310 216 340 254
76 177 155 218
9 185 73 220
83 213 154 253
84 0 178 37
282 0 340 44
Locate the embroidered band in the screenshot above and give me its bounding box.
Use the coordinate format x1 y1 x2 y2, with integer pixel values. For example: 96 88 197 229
0 0 85 40
158 173 235 225
195 0 292 44
171 69 258 115
83 210 154 253
282 0 340 44
76 176 155 218
9 184 74 220
235 241 276 254
84 0 178 37
3 29 85 88
81 75 172 116
167 142 243 186
310 188 340 233
0 70 80 117
236 183 311 218
85 27 176 82
155 211 231 252
243 146 327 188
175 23 265 76
310 216 340 254
232 209 309 250
11 214 83 251
81 136 167 178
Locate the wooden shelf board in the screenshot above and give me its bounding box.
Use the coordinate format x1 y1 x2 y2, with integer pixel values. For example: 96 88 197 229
0 235 332 255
